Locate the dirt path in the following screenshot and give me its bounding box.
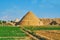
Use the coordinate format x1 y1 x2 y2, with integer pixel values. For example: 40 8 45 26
20 26 50 40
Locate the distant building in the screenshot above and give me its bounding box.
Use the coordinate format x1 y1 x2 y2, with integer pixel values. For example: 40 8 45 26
14 18 20 22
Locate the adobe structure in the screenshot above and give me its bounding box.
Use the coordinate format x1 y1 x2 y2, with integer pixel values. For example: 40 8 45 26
16 11 43 26
40 18 60 25
16 11 60 26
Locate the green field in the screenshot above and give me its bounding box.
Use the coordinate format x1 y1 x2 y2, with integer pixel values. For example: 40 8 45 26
0 38 14 40
0 25 60 40
0 38 26 40
0 26 27 40
24 26 60 30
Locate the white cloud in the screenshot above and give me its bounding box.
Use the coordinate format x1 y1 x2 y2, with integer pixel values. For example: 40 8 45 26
0 6 19 20
0 15 11 21
0 6 27 21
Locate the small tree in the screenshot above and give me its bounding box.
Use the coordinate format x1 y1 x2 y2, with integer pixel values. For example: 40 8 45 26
0 20 2 24
2 21 6 23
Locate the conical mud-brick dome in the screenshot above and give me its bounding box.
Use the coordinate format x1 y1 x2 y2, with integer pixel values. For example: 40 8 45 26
14 18 19 22
18 11 43 26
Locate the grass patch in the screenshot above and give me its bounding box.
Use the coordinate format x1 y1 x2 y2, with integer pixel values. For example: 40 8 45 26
24 26 60 30
0 26 27 37
0 37 26 40
0 38 14 40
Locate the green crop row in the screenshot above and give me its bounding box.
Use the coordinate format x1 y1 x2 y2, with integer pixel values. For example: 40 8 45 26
0 38 26 40
24 26 60 30
0 26 27 37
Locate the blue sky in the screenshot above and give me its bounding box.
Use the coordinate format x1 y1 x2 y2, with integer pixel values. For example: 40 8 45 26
0 0 60 21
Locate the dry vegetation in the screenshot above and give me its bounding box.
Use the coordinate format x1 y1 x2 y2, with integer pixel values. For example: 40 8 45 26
34 30 60 40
